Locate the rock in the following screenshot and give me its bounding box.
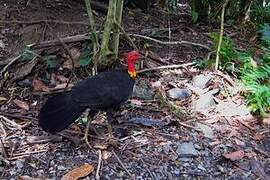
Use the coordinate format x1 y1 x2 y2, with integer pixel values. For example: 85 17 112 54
176 142 199 158
194 94 216 111
57 165 66 171
0 40 5 49
132 83 154 100
196 123 214 139
215 101 250 117
15 160 24 171
192 74 212 89
167 88 192 100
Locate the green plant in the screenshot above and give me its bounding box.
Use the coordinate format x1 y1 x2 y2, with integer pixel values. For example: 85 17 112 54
250 1 270 25
241 63 270 117
194 33 238 72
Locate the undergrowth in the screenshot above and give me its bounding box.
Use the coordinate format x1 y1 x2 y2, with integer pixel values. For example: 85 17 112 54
195 25 270 117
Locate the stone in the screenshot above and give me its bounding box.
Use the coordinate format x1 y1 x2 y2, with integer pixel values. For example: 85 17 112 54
196 123 214 139
132 83 154 100
176 142 199 158
192 74 212 89
167 88 192 100
194 94 216 111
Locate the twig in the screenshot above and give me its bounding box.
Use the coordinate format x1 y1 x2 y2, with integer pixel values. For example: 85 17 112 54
96 150 102 180
0 55 21 77
0 112 38 122
46 23 75 90
0 20 90 26
140 158 154 179
214 70 234 86
215 0 229 70
0 138 8 158
114 21 138 50
112 150 132 177
137 62 195 74
130 34 211 50
83 117 93 149
8 150 47 160
0 115 22 129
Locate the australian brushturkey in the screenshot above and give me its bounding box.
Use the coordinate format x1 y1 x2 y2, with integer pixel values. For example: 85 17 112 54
38 51 140 134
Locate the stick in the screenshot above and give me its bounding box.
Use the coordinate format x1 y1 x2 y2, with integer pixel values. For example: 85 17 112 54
0 55 21 77
0 115 22 129
130 34 211 50
114 21 138 50
8 150 47 160
0 20 90 26
137 62 195 73
112 150 132 177
215 0 229 70
96 150 102 180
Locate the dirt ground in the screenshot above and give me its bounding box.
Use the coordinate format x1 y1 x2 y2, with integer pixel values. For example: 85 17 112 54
0 0 269 179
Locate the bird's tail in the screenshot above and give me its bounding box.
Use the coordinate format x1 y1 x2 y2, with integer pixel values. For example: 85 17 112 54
38 92 85 133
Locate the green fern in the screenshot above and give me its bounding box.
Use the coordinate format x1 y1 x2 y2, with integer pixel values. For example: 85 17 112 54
241 58 270 117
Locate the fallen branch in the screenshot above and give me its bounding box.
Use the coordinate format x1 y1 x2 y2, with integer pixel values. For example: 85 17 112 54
0 20 89 26
215 0 229 70
112 150 132 177
130 34 211 51
96 150 102 180
137 62 195 74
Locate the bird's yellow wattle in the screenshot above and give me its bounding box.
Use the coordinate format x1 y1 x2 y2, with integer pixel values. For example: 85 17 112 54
128 70 137 79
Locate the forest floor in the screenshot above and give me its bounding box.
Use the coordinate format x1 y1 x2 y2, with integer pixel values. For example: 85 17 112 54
0 0 269 179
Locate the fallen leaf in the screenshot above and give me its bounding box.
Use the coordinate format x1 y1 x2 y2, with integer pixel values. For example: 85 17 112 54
223 150 245 161
0 97 7 101
18 175 41 180
235 139 245 146
102 150 112 160
32 78 50 92
12 59 37 81
13 99 29 111
94 144 108 150
130 99 142 106
62 48 81 69
151 81 161 87
56 75 69 83
61 164 94 180
195 123 214 139
252 133 264 141
263 117 270 126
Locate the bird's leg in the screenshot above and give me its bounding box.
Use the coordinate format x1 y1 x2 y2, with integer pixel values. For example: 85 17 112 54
106 111 118 146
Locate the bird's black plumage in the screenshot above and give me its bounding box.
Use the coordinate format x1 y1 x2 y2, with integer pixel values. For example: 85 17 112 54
38 70 135 133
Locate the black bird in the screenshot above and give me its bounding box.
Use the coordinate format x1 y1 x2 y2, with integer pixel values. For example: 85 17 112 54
38 51 140 135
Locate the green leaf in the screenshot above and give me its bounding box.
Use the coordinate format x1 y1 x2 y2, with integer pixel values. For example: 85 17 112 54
79 56 91 66
192 11 198 23
21 48 37 61
44 55 57 68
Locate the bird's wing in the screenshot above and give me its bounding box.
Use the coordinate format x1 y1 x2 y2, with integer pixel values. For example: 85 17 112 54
71 71 134 109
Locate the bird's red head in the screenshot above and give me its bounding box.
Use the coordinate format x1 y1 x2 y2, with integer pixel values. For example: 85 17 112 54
126 51 140 79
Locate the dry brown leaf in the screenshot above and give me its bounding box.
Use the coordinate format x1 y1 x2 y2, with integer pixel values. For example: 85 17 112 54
223 150 245 161
13 99 29 111
61 164 94 180
56 75 69 83
32 78 50 92
263 117 270 126
12 60 37 81
62 48 81 69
